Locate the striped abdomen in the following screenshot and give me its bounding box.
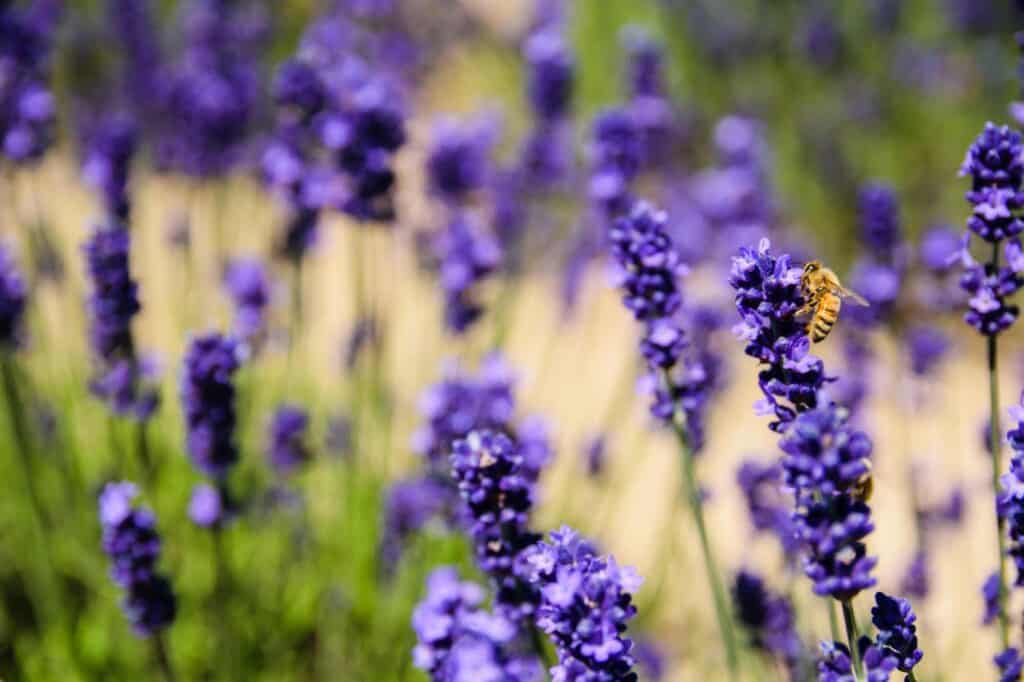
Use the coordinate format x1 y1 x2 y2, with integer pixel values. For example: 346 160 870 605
809 294 841 343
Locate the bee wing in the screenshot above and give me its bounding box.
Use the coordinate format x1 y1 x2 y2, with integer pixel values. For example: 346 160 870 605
836 287 870 307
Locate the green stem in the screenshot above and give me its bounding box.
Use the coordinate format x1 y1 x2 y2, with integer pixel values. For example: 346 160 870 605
662 370 740 680
1 355 46 529
136 419 153 483
990 240 1010 651
907 671 918 682
153 632 177 682
841 599 863 682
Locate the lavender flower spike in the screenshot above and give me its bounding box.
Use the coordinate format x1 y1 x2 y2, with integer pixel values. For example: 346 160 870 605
181 333 241 479
99 482 176 635
870 592 923 674
0 245 27 351
223 258 270 350
267 404 311 476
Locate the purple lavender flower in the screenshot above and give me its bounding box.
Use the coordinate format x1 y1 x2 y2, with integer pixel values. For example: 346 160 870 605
380 476 451 571
521 26 573 189
98 482 176 635
412 567 541 681
267 404 311 476
84 225 159 419
0 2 58 164
608 202 685 324
82 115 138 221
188 483 223 529
518 526 642 680
181 333 240 479
434 212 502 335
958 124 1024 337
997 648 1024 682
622 28 676 170
984 571 1003 626
730 239 825 429
905 324 950 377
426 117 494 205
818 639 898 681
412 354 516 468
859 183 903 260
589 108 641 217
736 458 799 553
0 245 27 350
223 258 270 348
524 30 573 122
731 571 803 667
449 430 540 620
919 224 962 273
871 592 922 673
900 551 930 600
108 0 163 112
781 406 878 600
582 433 606 478
155 0 261 178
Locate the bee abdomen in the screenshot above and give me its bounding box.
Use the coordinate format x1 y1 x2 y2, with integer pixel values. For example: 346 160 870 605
810 316 835 342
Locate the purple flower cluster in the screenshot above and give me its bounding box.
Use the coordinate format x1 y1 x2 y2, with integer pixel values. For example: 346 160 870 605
180 333 241 479
98 482 176 636
155 0 263 178
223 258 271 349
871 592 923 674
589 108 641 218
999 395 1024 586
411 567 542 682
83 225 159 420
736 458 798 554
266 404 311 476
780 405 877 600
412 354 516 468
622 29 676 171
817 640 897 682
0 245 27 350
517 526 642 680
730 238 825 429
731 570 803 670
426 117 494 205
449 430 541 621
0 1 58 163
957 123 1024 336
521 28 574 187
188 482 224 529
433 212 502 335
996 648 1024 682
82 116 138 221
847 183 906 330
904 324 951 377
379 476 451 571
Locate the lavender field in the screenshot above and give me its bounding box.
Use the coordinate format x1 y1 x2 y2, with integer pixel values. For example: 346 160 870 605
2 1 1024 680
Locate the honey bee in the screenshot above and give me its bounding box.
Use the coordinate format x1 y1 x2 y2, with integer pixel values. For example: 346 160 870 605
851 459 874 503
797 261 870 343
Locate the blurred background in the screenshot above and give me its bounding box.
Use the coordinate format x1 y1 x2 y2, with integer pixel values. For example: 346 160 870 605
2 0 1024 680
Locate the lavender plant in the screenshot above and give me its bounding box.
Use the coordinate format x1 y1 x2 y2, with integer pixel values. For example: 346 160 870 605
958 122 1024 651
608 200 738 675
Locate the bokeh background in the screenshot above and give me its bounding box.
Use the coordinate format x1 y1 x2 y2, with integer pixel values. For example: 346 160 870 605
3 0 1024 680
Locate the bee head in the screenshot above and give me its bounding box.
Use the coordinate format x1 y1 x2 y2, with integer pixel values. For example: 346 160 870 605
803 261 821 274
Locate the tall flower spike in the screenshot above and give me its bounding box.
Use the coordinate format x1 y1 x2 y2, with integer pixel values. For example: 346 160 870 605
267 404 311 476
83 224 159 419
870 592 923 674
98 482 177 635
730 238 825 429
449 430 540 620
181 333 241 479
223 258 270 349
434 212 502 335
